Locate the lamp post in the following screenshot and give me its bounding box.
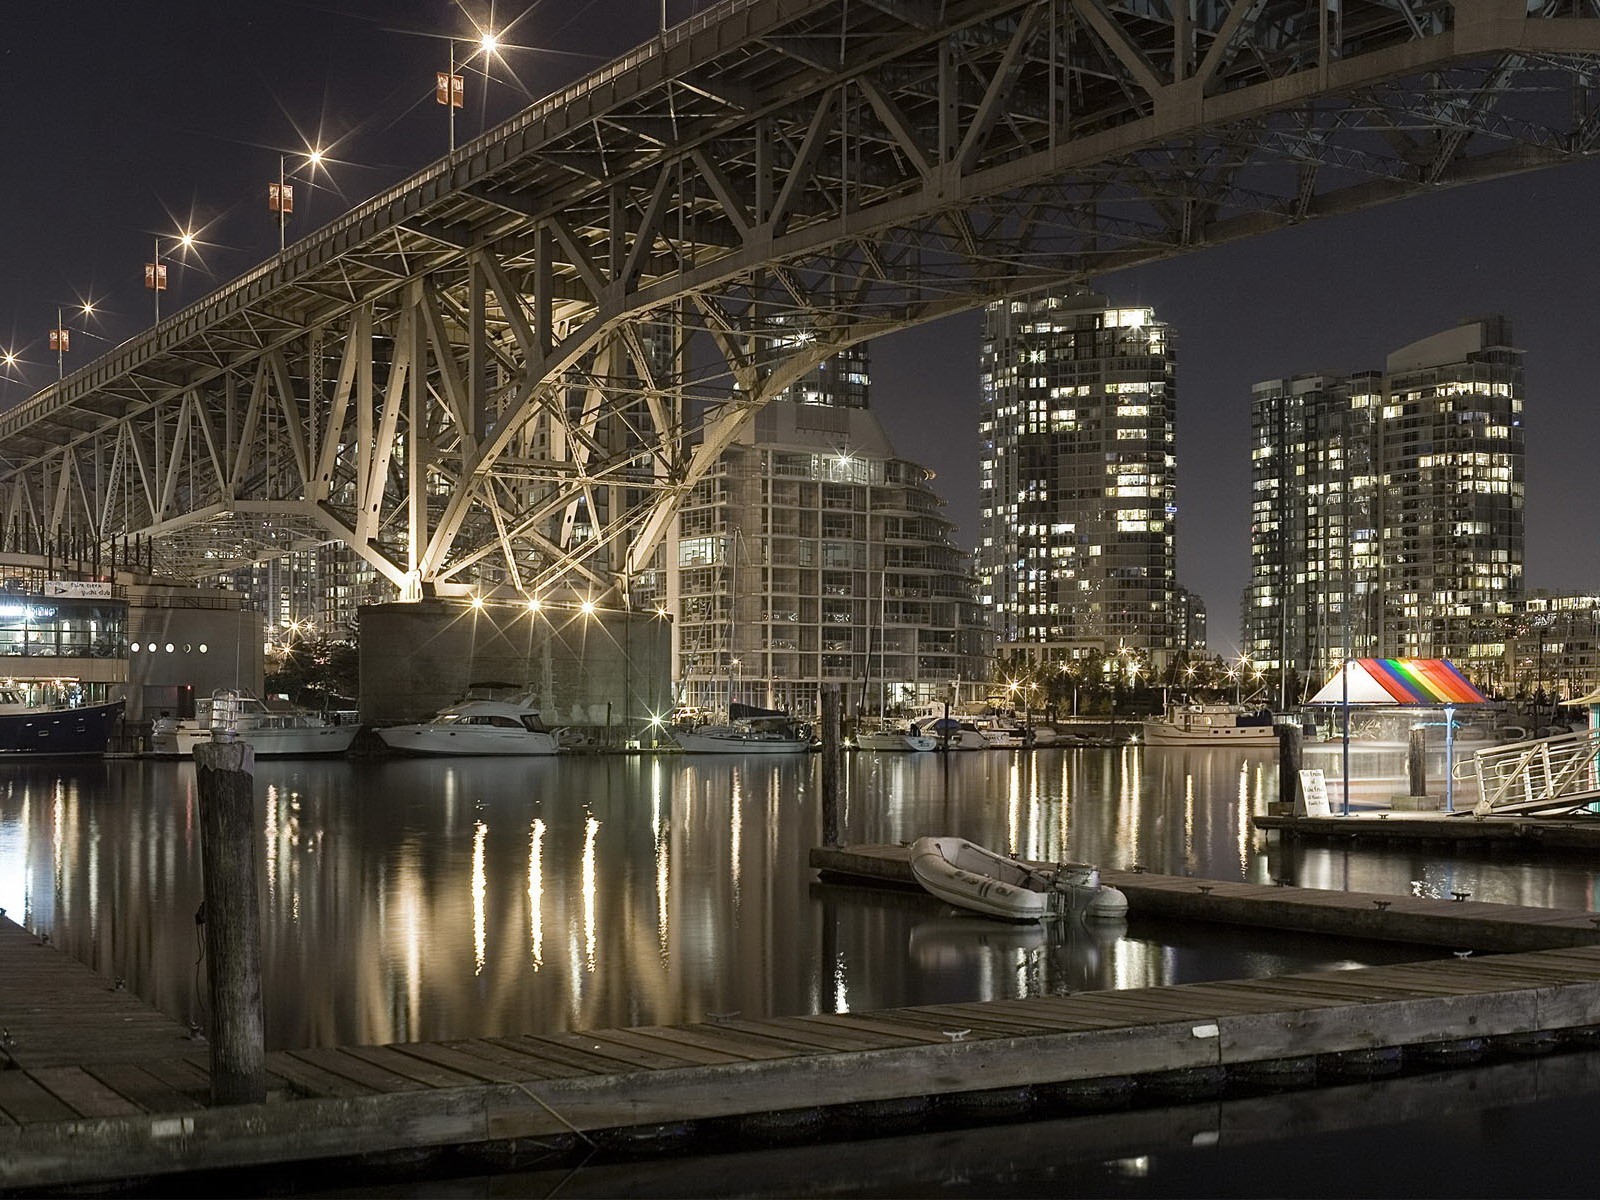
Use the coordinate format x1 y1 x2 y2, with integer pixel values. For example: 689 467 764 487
270 147 325 252
146 230 196 323
50 302 100 382
439 31 500 153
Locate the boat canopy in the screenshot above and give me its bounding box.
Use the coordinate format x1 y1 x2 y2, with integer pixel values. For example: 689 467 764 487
1307 658 1486 706
730 702 789 721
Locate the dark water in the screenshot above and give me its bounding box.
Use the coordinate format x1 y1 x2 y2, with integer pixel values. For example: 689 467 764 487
4 745 1600 1195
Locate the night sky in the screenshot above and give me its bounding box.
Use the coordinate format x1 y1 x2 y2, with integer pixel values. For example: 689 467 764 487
5 1 1598 653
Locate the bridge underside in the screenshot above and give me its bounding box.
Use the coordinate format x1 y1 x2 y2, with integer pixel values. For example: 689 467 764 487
3 0 1599 604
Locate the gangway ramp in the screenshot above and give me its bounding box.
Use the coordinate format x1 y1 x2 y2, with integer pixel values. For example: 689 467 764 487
1464 729 1600 818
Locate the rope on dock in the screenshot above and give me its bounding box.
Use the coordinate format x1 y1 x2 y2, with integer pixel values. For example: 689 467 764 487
514 1080 596 1148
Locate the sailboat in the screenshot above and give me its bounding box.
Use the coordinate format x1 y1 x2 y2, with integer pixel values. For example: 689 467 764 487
674 530 810 754
855 566 936 751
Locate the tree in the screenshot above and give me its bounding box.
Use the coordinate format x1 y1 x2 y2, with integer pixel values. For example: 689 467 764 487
264 637 359 708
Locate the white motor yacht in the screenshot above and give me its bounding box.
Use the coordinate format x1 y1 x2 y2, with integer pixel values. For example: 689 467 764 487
674 702 810 754
856 723 938 752
1142 703 1280 747
377 693 559 756
151 693 358 758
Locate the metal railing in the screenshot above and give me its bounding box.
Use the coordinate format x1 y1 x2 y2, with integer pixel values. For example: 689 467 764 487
1466 728 1600 816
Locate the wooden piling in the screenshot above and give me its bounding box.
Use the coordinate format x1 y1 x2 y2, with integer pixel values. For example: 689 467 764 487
1408 727 1428 796
194 737 266 1106
1276 723 1303 811
820 684 841 847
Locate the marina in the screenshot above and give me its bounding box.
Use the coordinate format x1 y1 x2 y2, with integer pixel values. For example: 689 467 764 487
8 866 1600 1189
6 745 1600 1189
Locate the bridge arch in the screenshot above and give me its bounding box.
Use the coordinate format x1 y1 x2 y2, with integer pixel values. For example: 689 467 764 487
2 0 1597 604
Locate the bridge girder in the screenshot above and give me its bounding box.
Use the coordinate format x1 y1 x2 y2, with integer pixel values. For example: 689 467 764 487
3 0 1598 603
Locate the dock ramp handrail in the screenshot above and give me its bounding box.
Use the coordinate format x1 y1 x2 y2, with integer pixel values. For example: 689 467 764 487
1464 728 1600 816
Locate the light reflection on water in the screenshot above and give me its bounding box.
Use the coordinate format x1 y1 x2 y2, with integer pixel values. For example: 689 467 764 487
0 746 1595 1052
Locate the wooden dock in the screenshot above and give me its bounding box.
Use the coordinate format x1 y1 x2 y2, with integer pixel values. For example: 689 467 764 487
1255 810 1600 853
9 862 1600 1190
812 844 1600 952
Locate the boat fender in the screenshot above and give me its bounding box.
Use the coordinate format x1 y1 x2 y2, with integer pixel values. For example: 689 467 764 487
1085 886 1129 920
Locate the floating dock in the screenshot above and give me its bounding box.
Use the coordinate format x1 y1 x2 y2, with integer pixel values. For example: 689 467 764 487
1254 810 1600 852
7 858 1600 1191
812 844 1600 952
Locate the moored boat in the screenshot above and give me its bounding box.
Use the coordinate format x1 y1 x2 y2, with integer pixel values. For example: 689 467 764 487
0 688 123 757
909 717 990 750
1141 703 1280 747
908 836 1128 923
856 723 937 752
673 702 810 754
377 692 559 756
152 693 358 758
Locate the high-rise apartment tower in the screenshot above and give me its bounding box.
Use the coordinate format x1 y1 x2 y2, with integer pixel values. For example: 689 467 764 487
979 290 1177 667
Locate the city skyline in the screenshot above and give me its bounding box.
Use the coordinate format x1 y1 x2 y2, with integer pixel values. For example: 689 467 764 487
5 2 1600 654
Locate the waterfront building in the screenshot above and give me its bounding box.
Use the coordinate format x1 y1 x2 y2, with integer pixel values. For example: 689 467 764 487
1246 371 1381 687
1247 317 1523 686
979 289 1178 669
228 544 388 650
1171 585 1208 656
1505 591 1600 702
667 346 989 717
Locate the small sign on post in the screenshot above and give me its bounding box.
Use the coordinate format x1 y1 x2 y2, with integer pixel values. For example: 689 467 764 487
1297 768 1330 818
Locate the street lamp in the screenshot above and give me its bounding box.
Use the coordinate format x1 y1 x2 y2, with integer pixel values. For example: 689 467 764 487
48 300 103 380
145 230 196 323
270 146 326 252
438 30 501 153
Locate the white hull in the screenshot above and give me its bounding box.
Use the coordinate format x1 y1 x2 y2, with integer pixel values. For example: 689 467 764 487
910 726 990 751
377 725 559 756
909 837 1126 923
152 707 360 758
674 727 810 754
857 731 938 752
1141 723 1279 747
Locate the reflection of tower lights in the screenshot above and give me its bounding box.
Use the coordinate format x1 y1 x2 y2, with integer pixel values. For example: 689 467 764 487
583 815 600 972
1183 774 1195 864
473 821 488 975
1238 763 1254 874
657 824 670 965
265 783 280 901
730 773 743 906
527 819 544 969
1006 759 1021 859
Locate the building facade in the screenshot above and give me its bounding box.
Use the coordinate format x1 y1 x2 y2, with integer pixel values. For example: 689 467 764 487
979 290 1179 667
668 349 989 717
1248 317 1524 685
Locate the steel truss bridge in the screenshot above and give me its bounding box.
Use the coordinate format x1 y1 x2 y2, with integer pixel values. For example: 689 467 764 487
4 0 1599 605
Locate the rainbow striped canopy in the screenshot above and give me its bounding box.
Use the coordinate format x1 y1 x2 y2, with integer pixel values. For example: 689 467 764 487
1308 658 1486 706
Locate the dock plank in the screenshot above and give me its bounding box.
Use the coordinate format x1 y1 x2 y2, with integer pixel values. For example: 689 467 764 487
717 1016 910 1053
381 1041 534 1085
803 1012 972 1046
0 1070 78 1124
587 1027 752 1067
487 1035 635 1076
30 1065 144 1118
437 1038 585 1080
530 1030 694 1071
264 1051 381 1100
624 1024 803 1062
288 1048 428 1093
340 1044 486 1089
85 1062 203 1114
